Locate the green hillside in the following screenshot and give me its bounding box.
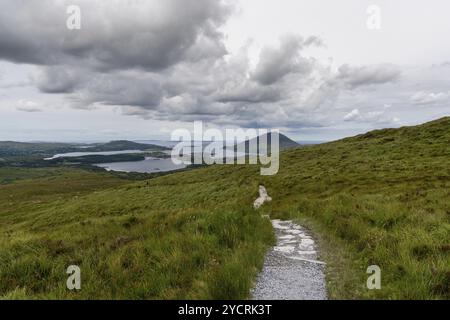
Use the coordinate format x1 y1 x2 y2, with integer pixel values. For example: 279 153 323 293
260 116 450 299
86 140 168 152
0 117 448 299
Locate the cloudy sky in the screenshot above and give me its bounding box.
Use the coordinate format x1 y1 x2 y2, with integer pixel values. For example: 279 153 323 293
0 0 449 142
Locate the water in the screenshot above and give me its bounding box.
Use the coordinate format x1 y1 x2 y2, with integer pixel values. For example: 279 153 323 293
44 141 266 174
45 149 185 174
45 150 145 160
94 157 186 173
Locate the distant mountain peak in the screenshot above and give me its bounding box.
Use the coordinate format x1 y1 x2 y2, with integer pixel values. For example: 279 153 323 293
231 132 299 152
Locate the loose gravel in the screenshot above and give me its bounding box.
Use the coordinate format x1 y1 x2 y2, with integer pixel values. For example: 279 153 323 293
252 187 327 300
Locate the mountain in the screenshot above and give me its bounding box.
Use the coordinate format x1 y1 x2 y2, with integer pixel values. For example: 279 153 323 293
1 117 449 299
230 132 300 153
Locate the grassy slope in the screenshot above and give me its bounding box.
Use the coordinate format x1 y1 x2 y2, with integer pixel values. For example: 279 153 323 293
258 117 450 299
0 166 273 299
0 117 449 299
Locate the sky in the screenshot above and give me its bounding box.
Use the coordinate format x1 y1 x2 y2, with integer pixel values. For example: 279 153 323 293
0 0 449 142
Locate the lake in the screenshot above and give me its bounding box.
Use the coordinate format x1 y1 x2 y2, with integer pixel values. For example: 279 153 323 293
44 149 185 173
44 143 264 174
45 150 145 160
94 157 187 173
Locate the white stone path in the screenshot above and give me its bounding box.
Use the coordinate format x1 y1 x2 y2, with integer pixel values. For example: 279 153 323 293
252 186 327 300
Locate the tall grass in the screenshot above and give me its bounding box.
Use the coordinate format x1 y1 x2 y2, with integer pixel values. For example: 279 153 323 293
0 167 273 299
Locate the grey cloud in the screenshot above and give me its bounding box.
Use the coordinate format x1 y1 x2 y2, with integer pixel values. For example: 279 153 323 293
2 0 436 131
60 38 364 128
0 1 350 128
337 64 401 88
251 36 316 85
17 106 42 113
0 81 31 89
33 66 82 93
0 0 231 71
74 72 164 108
216 85 282 104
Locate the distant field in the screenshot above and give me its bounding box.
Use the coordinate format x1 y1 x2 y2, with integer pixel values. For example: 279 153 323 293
0 117 449 299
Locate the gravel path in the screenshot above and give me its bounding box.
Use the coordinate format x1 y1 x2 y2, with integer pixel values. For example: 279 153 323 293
252 187 327 300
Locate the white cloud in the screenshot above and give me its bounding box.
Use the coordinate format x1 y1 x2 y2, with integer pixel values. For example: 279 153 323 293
343 108 400 125
16 100 42 112
410 91 449 105
343 109 361 121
